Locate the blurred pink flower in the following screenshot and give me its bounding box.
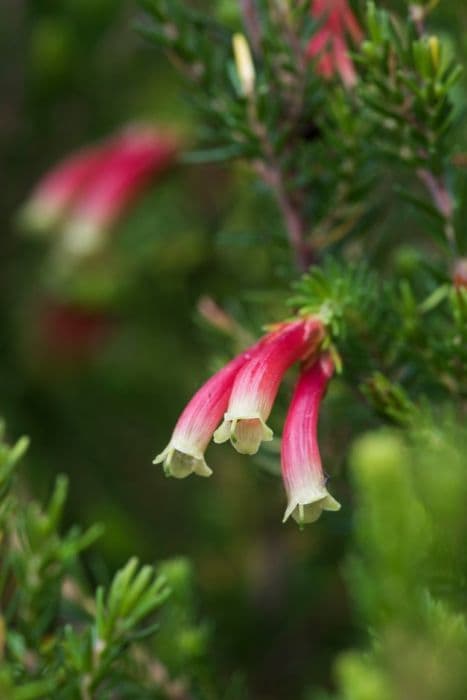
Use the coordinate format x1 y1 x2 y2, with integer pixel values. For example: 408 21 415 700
281 353 340 525
61 126 178 258
21 125 178 257
214 319 324 455
20 144 115 234
307 0 363 87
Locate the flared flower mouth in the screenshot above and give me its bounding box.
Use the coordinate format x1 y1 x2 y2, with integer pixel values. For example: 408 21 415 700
213 414 273 455
61 218 106 258
18 198 62 235
153 445 213 479
283 488 341 525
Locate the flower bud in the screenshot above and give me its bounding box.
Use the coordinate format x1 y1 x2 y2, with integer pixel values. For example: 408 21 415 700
232 33 255 97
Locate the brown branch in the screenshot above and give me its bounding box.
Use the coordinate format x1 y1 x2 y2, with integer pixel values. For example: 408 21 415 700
239 0 262 53
252 123 313 270
409 4 426 36
236 5 313 271
254 159 313 272
406 2 458 253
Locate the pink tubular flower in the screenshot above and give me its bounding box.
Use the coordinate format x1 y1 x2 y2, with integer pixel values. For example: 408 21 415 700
154 345 264 479
61 126 178 257
307 0 363 88
281 353 340 525
213 319 324 455
19 145 114 234
37 301 113 363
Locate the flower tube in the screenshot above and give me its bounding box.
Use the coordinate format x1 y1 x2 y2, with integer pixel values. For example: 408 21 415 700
214 319 324 455
281 353 341 525
154 343 264 479
307 0 363 88
19 145 112 234
60 126 178 257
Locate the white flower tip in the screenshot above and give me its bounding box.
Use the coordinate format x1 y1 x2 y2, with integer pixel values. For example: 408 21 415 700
61 219 106 258
212 421 231 445
283 491 341 526
17 199 60 235
153 446 212 479
214 416 273 455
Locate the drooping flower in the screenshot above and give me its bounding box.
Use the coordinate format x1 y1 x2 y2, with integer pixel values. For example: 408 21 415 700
19 143 114 234
213 319 324 455
154 345 263 479
307 0 363 88
60 126 178 258
281 353 341 525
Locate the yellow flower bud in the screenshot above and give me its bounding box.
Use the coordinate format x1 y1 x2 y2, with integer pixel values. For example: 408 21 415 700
232 33 255 97
428 35 441 71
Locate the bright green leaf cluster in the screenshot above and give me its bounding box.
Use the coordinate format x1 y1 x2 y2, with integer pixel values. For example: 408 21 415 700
334 417 467 700
0 427 211 700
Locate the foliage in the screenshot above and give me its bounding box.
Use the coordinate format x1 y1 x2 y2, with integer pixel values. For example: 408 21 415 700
1 0 467 698
0 425 211 699
334 417 467 700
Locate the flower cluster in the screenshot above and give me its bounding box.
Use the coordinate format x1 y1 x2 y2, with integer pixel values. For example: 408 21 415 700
307 0 363 88
20 124 178 259
155 318 340 526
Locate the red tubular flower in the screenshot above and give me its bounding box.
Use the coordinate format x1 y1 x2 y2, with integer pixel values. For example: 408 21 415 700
61 126 178 257
307 0 363 87
154 345 263 479
213 319 324 455
20 144 113 234
281 353 340 525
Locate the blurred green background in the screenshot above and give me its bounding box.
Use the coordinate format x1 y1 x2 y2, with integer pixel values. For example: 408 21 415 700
0 1 466 698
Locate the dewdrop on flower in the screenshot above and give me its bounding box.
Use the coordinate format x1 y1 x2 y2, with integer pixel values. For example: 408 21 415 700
214 319 324 455
281 353 340 525
232 33 256 97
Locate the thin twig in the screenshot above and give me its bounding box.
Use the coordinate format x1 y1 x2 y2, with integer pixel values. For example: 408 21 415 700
417 168 456 252
409 2 457 251
254 158 313 271
240 0 262 52
236 3 314 271
409 4 426 36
